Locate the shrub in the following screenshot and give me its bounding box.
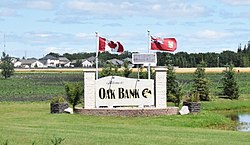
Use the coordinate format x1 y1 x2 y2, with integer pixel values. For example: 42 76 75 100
64 82 83 110
100 64 120 77
51 136 65 145
122 60 132 77
50 96 66 103
0 52 14 79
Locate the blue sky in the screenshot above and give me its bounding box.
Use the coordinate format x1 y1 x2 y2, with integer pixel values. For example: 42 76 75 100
1 0 250 58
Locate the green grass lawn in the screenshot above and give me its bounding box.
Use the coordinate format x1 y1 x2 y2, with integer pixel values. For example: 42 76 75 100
0 102 250 145
1 72 250 144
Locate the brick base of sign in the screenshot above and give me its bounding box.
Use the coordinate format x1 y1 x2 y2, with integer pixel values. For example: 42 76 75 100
75 107 179 117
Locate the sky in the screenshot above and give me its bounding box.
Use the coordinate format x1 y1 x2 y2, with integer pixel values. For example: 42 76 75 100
0 0 250 58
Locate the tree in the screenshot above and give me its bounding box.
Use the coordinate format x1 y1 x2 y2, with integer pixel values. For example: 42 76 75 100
193 61 210 101
64 82 83 110
0 52 14 79
122 60 132 77
221 65 239 99
166 56 182 106
100 64 118 77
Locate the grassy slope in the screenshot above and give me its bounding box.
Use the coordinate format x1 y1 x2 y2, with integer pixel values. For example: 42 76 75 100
0 102 250 145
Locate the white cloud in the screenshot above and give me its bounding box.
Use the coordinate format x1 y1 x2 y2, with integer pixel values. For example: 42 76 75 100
221 0 250 5
44 46 74 54
196 30 232 39
65 0 207 18
25 1 54 10
75 33 94 39
0 8 18 17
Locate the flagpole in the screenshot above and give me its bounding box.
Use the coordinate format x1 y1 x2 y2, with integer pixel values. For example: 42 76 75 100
95 32 99 80
147 30 151 79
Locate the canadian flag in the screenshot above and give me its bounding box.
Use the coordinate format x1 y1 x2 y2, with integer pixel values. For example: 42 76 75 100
151 36 177 52
99 37 124 53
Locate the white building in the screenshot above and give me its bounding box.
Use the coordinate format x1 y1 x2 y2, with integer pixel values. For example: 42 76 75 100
14 59 44 68
39 55 59 68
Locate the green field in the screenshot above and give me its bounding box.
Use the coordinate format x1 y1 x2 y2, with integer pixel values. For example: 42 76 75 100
1 72 250 144
1 72 250 101
0 72 83 101
0 102 250 145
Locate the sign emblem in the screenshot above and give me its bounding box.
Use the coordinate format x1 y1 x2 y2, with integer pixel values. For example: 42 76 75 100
142 88 152 98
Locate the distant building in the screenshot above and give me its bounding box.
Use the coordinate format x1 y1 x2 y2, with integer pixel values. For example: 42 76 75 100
72 59 93 68
107 58 124 67
39 55 59 68
14 59 44 68
58 57 71 67
82 59 93 67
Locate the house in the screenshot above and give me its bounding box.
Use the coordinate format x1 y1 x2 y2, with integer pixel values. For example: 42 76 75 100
58 57 71 67
82 59 93 67
107 58 124 67
39 55 59 68
14 59 44 68
87 56 96 63
71 59 93 68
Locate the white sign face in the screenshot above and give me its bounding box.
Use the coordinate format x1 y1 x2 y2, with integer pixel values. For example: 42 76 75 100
96 76 154 108
132 53 157 66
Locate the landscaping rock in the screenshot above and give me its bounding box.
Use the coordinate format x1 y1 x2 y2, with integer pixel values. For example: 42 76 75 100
179 106 190 115
64 107 73 114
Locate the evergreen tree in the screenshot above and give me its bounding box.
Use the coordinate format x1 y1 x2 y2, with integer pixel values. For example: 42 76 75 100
166 56 182 106
222 65 239 99
0 52 14 79
193 61 210 101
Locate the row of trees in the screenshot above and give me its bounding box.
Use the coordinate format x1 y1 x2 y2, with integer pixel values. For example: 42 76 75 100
46 41 250 68
167 60 239 106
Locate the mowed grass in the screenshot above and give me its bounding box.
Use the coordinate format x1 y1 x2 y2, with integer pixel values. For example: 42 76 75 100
0 102 250 145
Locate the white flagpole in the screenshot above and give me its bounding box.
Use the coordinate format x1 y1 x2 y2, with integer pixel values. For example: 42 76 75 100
95 32 99 80
147 30 151 79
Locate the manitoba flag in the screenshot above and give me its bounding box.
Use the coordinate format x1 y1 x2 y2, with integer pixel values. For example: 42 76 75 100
151 36 177 52
99 37 124 53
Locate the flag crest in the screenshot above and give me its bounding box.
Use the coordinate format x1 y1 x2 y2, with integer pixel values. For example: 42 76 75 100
151 36 177 52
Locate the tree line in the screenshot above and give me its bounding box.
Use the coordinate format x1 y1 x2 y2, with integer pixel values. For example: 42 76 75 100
48 41 250 68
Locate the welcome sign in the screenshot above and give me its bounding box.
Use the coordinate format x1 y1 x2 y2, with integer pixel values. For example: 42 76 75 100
96 76 154 108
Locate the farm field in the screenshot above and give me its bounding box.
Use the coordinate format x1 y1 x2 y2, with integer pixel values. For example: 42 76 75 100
1 70 250 101
14 67 250 73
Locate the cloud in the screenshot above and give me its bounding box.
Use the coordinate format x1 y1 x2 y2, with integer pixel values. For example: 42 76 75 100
102 23 122 27
196 30 232 39
25 1 54 10
75 33 94 39
65 0 208 18
221 0 250 5
0 8 18 17
44 46 74 54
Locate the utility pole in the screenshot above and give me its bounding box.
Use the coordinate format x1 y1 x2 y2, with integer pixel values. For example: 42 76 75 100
3 33 6 53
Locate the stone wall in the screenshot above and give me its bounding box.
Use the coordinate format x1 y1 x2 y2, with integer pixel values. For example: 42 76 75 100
75 107 178 117
50 102 68 113
183 102 201 113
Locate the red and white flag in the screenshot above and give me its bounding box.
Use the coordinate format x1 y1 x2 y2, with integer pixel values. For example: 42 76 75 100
99 37 124 53
151 36 177 52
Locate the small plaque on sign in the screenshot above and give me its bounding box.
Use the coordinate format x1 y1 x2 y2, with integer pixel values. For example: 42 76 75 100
132 53 157 66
